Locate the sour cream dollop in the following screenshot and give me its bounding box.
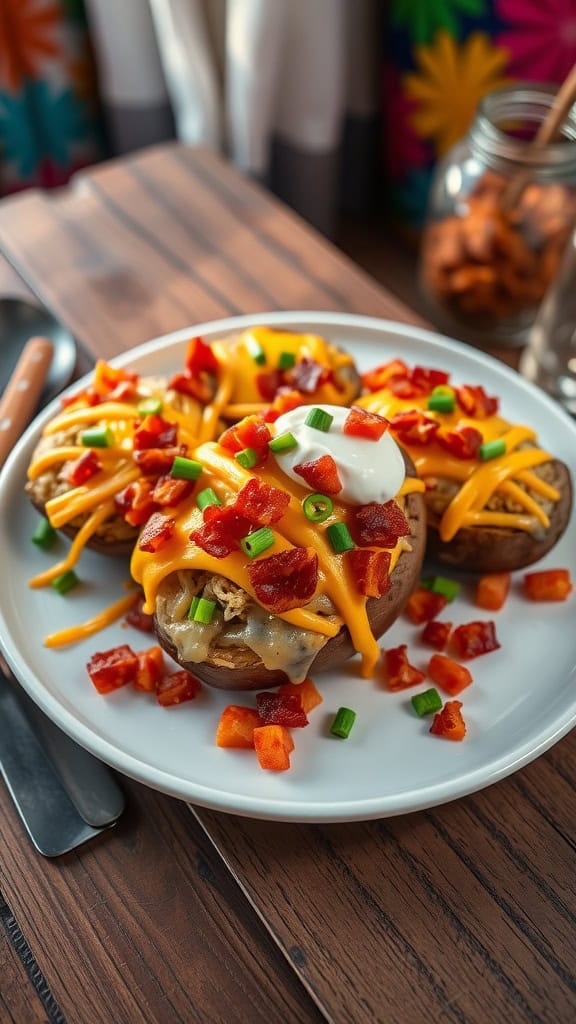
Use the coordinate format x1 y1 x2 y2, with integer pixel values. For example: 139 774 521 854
271 405 406 505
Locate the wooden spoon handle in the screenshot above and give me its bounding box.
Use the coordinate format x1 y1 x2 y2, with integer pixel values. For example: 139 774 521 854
0 336 53 469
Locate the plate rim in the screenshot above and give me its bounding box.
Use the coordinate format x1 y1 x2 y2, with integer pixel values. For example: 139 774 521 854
1 310 575 822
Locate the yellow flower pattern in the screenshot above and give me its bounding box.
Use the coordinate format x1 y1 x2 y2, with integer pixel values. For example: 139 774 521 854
404 31 509 156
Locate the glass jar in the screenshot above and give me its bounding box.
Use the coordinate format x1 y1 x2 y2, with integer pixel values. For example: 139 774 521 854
420 84 576 345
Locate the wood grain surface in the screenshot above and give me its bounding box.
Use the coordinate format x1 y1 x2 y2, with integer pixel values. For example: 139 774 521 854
0 143 573 1024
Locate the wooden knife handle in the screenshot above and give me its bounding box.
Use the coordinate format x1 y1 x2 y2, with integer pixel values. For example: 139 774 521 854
0 336 53 469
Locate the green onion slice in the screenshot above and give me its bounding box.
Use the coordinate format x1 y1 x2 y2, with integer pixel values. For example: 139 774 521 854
196 487 222 511
32 517 57 550
170 456 203 481
427 393 455 414
137 397 163 416
479 438 506 461
430 575 460 601
305 407 334 432
277 351 296 370
81 425 113 448
51 570 79 595
269 432 298 454
187 596 200 621
302 493 334 523
245 337 266 365
411 688 443 717
330 707 356 739
326 522 355 553
193 597 217 624
235 448 258 469
240 526 275 559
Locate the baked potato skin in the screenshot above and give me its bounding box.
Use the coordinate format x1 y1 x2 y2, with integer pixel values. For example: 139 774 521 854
154 484 427 691
27 491 137 558
425 458 572 573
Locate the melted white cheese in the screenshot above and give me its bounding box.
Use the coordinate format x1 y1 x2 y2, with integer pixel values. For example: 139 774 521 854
271 405 405 505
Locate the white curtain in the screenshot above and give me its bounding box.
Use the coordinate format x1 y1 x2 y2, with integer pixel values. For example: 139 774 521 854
83 0 381 234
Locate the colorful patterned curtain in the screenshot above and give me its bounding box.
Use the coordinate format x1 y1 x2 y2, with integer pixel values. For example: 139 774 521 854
0 0 106 195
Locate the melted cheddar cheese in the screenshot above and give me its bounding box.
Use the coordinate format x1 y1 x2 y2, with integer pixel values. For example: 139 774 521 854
359 387 559 541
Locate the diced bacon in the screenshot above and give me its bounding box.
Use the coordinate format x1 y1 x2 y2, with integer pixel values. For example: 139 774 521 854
156 670 201 706
61 387 101 408
256 370 284 402
384 645 426 691
390 410 440 445
191 507 252 558
133 415 178 451
294 454 342 495
410 366 450 392
361 360 410 393
343 407 389 441
287 358 329 394
350 500 409 548
347 549 391 598
248 547 318 613
152 476 194 507
219 415 272 464
430 700 466 741
452 620 500 659
263 389 304 423
405 588 448 625
93 361 139 398
421 620 452 651
185 335 219 375
138 512 175 552
168 371 212 403
114 480 157 527
133 446 186 475
256 692 309 728
134 647 165 692
87 644 138 694
125 595 155 633
438 426 482 459
456 384 499 418
234 478 290 525
63 450 101 486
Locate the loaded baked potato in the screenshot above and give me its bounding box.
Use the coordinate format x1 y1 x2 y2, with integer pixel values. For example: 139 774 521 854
359 360 572 573
131 404 426 690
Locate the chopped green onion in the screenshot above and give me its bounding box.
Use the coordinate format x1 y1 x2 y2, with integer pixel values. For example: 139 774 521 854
245 337 266 365
235 447 258 469
187 596 200 620
269 432 298 454
302 492 334 523
326 522 355 553
196 487 222 511
170 456 203 480
430 575 460 602
305 407 334 432
419 577 435 591
32 517 57 550
431 385 454 398
240 526 275 559
193 597 217 624
81 425 113 448
137 397 163 416
427 393 455 414
330 707 356 739
277 351 296 371
51 570 79 595
479 438 506 461
411 688 443 717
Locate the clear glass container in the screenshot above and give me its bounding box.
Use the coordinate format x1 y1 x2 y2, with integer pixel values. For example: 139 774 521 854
520 225 576 415
420 84 576 346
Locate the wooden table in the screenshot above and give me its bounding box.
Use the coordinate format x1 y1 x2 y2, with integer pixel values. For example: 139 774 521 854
0 144 574 1024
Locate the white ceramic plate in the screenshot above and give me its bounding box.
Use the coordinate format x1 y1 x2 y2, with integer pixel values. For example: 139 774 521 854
1 312 575 822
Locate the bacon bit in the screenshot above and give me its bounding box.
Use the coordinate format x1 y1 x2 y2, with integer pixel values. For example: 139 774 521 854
133 415 178 451
343 406 389 441
234 478 290 525
405 588 448 625
125 595 155 633
115 480 157 527
185 335 219 375
63 450 101 486
384 645 426 691
156 670 201 706
93 361 139 398
388 377 428 400
361 359 410 393
350 500 409 548
87 644 138 694
248 547 318 613
456 384 499 418
476 573 511 611
168 371 212 403
256 370 284 402
428 654 473 696
430 701 466 741
134 647 165 692
138 512 175 552
219 415 272 464
452 620 500 659
438 426 483 459
421 620 452 651
390 409 440 445
263 389 304 423
108 380 138 403
152 476 194 507
191 507 252 558
216 705 264 748
287 358 329 394
133 445 186 475
277 678 323 713
524 568 572 602
411 366 450 392
61 387 101 408
294 455 342 495
256 692 309 728
253 724 294 771
347 549 391 598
